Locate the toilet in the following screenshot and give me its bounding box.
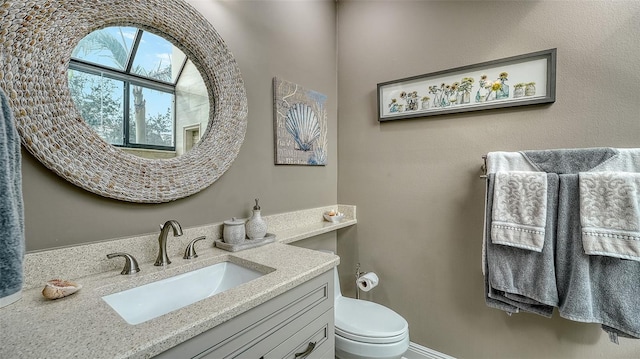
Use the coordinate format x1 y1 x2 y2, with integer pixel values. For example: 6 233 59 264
330 262 410 359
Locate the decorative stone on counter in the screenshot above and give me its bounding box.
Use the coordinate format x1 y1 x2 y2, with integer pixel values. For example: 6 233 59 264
41 279 82 300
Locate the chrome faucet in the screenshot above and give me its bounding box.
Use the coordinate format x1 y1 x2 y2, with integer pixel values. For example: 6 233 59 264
154 220 183 266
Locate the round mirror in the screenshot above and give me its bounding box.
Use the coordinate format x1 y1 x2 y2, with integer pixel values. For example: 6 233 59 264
68 26 210 159
0 0 247 202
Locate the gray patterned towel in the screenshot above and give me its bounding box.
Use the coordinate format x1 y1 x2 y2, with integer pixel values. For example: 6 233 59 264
579 171 640 262
485 173 559 317
491 171 548 252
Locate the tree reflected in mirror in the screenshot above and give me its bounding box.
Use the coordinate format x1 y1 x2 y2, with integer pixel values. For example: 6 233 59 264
68 26 208 158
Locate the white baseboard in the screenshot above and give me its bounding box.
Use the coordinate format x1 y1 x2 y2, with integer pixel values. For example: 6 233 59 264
403 341 456 359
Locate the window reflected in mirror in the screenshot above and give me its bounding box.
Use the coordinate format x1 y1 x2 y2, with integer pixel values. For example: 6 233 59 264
68 26 209 159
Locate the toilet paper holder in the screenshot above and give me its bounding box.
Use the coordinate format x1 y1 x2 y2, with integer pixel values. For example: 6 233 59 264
355 263 365 299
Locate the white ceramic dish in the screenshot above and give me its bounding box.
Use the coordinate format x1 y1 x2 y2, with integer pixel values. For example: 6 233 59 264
323 212 345 223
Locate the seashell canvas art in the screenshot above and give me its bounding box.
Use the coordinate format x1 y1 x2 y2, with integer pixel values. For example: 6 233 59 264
273 77 328 165
285 103 321 152
42 279 82 300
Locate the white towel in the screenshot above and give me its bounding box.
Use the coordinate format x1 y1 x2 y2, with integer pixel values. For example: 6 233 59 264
486 151 538 173
579 171 640 261
491 171 548 252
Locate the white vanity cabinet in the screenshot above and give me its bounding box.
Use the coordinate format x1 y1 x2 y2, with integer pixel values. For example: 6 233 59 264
155 269 335 359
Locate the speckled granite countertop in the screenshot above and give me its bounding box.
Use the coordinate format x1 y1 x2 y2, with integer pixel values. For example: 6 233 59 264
0 205 355 359
0 244 339 359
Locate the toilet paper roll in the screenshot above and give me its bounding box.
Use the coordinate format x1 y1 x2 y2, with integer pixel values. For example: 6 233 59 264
356 272 379 292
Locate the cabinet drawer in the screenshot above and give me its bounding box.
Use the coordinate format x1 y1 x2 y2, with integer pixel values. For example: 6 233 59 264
156 270 333 359
264 308 334 359
201 274 331 358
227 295 333 358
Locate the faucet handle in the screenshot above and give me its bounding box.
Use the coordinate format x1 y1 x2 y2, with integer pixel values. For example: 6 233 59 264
107 252 141 275
183 236 207 259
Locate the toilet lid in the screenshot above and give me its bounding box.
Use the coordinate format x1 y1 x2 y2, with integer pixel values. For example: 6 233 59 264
335 296 408 344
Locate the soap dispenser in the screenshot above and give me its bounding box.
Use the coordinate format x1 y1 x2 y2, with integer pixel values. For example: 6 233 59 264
246 198 267 240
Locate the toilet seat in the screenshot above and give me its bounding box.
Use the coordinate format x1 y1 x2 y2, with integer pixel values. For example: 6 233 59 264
335 296 408 344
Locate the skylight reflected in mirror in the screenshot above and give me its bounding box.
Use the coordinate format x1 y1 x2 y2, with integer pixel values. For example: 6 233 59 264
131 30 187 83
71 27 137 71
68 26 209 159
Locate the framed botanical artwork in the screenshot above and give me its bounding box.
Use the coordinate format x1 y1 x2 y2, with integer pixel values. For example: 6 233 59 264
273 77 328 165
377 48 556 121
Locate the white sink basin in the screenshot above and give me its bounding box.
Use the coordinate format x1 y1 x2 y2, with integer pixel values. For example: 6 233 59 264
102 261 265 325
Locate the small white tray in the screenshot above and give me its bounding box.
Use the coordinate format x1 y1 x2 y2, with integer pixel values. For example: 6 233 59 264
214 233 276 252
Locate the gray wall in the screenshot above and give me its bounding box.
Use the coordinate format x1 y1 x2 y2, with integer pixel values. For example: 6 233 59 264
337 1 640 358
22 0 338 251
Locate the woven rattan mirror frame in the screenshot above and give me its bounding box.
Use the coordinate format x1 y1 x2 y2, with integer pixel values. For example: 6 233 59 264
0 0 247 203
